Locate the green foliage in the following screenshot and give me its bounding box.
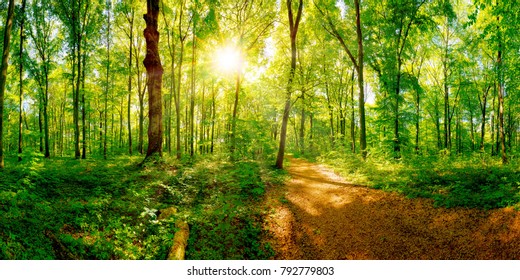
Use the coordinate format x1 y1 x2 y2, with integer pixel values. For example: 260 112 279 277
319 152 520 210
167 157 274 259
0 154 276 259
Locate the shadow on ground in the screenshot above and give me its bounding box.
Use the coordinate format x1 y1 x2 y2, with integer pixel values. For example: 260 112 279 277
267 158 520 260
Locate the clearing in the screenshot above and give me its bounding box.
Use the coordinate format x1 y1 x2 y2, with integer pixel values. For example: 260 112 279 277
266 157 520 259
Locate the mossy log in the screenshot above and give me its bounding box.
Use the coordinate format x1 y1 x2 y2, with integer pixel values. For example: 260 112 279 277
167 220 189 260
158 206 189 260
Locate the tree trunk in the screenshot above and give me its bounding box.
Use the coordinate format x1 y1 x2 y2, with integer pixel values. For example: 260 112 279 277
127 8 134 155
497 34 507 163
74 33 82 159
415 89 420 154
276 0 303 169
479 86 490 151
211 81 216 154
143 0 163 159
355 0 366 159
190 22 196 157
81 53 87 159
394 60 401 156
230 70 240 159
44 61 50 158
299 90 305 154
18 0 26 162
350 68 355 153
104 4 111 160
0 0 15 168
174 5 187 160
200 83 205 154
491 87 496 156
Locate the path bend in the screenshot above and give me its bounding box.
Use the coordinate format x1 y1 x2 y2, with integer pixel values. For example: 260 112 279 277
266 157 520 259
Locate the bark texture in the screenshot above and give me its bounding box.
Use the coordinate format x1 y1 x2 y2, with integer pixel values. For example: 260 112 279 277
0 0 15 168
143 0 163 158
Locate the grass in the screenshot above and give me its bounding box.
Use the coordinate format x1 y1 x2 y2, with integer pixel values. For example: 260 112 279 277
316 151 520 210
0 153 280 260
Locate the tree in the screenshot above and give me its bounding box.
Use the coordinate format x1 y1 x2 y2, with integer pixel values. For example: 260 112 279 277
316 0 367 158
18 0 27 162
54 0 101 159
0 0 15 169
28 0 57 159
276 0 303 169
366 0 429 157
143 0 164 159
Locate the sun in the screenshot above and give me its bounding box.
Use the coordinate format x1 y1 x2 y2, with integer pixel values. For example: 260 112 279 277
215 46 241 72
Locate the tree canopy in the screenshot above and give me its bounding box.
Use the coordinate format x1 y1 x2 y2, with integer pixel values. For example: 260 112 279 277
0 0 518 164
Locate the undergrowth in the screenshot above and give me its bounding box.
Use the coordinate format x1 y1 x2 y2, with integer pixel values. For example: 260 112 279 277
0 153 280 260
315 151 520 210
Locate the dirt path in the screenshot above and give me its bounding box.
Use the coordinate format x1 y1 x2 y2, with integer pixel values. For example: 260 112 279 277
265 157 520 259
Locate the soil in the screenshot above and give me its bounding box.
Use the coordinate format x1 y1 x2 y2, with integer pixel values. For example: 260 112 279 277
265 157 520 259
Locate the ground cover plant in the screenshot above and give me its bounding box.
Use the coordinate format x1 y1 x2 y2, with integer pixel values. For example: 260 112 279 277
0 154 278 260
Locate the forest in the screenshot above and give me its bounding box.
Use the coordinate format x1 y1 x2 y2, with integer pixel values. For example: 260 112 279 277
1 0 520 260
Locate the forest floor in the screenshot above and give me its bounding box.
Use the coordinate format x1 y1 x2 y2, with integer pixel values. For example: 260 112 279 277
265 157 520 259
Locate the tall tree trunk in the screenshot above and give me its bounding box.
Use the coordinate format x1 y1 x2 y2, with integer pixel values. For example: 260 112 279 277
174 5 187 159
0 0 15 168
44 60 50 158
18 0 26 162
479 86 490 151
497 27 507 163
211 81 216 154
104 3 111 160
230 70 240 159
143 0 163 159
299 90 305 154
350 68 355 153
39 104 43 152
135 44 145 154
200 83 205 154
81 53 87 159
355 0 366 159
415 89 420 154
127 8 134 155
326 82 335 148
190 22 196 157
276 0 303 169
469 100 475 151
491 86 496 156
394 59 401 156
74 30 82 159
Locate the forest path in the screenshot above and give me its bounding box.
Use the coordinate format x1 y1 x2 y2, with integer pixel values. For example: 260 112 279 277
265 157 520 259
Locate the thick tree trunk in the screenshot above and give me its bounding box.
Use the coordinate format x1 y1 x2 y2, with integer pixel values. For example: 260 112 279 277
143 0 163 159
0 0 15 168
